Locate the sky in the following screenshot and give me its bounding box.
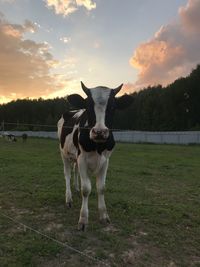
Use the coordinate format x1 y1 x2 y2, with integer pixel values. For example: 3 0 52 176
0 0 200 103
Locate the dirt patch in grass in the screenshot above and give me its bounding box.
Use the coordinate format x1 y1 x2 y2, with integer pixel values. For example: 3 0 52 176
35 250 83 267
122 243 168 267
101 224 119 233
35 244 110 267
45 222 64 232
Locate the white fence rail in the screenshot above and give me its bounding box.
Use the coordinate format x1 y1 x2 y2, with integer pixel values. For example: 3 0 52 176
113 131 200 144
2 130 200 144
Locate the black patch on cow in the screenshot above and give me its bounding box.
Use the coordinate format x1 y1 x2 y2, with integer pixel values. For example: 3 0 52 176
73 128 79 148
61 110 88 149
63 110 72 121
105 91 116 128
79 129 115 154
85 96 96 128
73 128 81 156
79 111 88 128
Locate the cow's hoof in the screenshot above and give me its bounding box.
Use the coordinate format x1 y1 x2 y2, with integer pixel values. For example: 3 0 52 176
100 217 111 225
78 223 87 231
66 202 72 208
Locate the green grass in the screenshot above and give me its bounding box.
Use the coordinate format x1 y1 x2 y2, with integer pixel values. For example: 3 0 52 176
0 138 200 266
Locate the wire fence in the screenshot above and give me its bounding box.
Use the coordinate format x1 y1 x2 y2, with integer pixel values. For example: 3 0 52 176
0 121 130 132
1 121 200 144
1 212 110 267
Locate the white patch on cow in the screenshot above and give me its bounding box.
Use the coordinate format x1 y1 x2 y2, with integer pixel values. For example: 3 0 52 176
77 148 111 226
73 109 85 119
62 125 78 161
78 145 112 174
57 117 64 139
90 87 111 129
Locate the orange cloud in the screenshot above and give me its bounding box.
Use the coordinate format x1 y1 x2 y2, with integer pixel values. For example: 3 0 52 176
45 0 96 16
0 16 64 102
130 0 200 88
118 83 135 96
130 40 184 86
2 19 36 38
179 0 200 33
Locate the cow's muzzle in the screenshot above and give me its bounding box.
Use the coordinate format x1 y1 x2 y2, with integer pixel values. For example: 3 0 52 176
90 127 109 143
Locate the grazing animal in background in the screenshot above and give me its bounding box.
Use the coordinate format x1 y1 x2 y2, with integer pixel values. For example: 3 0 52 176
22 133 28 142
5 134 17 142
57 82 133 230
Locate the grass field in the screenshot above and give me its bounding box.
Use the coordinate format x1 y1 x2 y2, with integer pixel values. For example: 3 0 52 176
0 138 200 267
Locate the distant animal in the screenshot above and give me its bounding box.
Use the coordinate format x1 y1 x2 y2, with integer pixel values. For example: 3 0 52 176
5 134 17 142
57 82 133 230
22 133 28 142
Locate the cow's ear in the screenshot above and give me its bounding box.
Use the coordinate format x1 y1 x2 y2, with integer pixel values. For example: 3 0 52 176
116 94 133 110
67 94 85 109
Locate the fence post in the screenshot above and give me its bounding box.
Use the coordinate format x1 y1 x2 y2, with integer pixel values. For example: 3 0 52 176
1 120 5 133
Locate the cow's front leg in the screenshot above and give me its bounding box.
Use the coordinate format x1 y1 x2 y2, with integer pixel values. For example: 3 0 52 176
96 159 110 224
77 155 91 231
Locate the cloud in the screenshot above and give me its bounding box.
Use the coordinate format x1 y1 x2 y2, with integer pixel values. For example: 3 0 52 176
130 0 200 88
76 0 96 10
2 19 37 38
48 78 81 99
0 16 65 102
45 0 96 16
179 0 200 33
59 36 71 44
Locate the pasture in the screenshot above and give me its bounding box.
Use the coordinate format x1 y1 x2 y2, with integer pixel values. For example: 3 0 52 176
0 138 200 267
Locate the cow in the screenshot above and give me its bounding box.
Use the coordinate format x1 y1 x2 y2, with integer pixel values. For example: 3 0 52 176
22 133 28 142
4 133 17 142
57 82 133 230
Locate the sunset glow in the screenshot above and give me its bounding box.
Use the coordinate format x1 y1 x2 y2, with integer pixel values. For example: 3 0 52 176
0 0 200 103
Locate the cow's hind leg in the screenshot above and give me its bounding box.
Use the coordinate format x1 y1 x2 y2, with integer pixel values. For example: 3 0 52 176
73 162 80 192
62 155 72 208
96 159 110 224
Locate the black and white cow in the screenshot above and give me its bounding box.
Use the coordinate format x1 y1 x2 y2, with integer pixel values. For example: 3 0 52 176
4 133 17 142
58 82 133 230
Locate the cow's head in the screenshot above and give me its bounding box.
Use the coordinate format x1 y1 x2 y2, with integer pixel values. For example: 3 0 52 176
68 82 133 143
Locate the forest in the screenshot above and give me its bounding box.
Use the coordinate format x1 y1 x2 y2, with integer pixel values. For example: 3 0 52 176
0 65 200 131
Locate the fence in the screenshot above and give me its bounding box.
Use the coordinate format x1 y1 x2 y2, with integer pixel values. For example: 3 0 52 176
2 130 200 145
113 131 200 144
2 131 58 139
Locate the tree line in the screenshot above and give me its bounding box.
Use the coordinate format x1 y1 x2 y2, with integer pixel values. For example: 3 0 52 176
1 65 200 131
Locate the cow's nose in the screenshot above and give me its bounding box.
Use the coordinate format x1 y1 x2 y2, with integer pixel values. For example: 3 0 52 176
91 127 109 138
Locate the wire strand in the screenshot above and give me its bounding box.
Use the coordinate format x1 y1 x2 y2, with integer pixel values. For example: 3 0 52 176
1 212 110 267
2 121 133 132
